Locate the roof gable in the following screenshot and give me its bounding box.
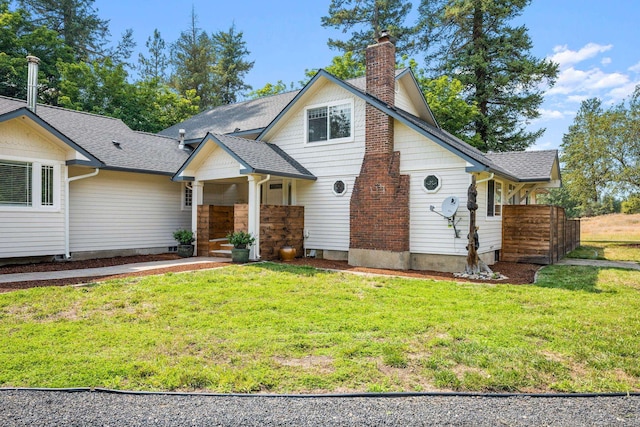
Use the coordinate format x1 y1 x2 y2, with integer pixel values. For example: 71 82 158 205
173 133 316 181
0 95 188 175
0 104 102 166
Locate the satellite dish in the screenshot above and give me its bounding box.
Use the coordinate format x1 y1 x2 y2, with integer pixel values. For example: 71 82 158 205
441 196 459 218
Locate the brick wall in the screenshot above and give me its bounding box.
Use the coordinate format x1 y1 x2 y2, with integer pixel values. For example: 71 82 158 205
349 34 410 254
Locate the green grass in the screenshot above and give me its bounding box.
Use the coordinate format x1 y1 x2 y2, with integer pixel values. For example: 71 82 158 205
1 263 639 393
568 242 640 263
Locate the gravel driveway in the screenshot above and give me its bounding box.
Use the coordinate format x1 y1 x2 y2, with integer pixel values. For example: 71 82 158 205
1 390 638 426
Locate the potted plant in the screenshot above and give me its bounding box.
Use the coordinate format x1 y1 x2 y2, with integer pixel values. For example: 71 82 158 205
226 230 255 263
173 229 195 257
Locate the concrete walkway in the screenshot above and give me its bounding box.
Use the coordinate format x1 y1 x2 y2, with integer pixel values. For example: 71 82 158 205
0 257 230 284
556 258 640 270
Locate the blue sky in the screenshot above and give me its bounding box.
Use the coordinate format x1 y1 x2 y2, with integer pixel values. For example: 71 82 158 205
94 0 640 151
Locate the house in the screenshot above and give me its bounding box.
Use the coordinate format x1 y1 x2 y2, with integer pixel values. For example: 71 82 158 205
0 57 190 264
0 37 561 271
163 33 561 272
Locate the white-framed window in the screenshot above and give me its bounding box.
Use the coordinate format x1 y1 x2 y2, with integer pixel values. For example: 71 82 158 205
305 99 354 144
422 174 441 193
332 180 347 196
0 159 59 210
182 183 193 210
487 179 503 217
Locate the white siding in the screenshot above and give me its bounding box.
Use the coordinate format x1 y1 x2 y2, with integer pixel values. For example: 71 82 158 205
395 123 501 256
395 80 420 116
0 120 67 258
267 82 367 251
187 144 241 181
297 176 354 251
475 177 504 253
69 169 190 252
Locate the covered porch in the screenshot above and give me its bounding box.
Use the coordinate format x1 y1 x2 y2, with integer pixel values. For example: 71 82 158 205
173 133 316 260
191 176 305 260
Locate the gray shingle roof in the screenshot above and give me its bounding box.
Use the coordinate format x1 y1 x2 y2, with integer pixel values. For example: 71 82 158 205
177 133 315 180
159 91 299 140
486 150 559 181
0 96 188 174
158 71 399 141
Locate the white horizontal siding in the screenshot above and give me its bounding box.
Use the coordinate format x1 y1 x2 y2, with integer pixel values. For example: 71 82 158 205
409 169 471 255
395 80 419 116
269 82 366 177
188 144 241 181
395 123 501 256
69 170 190 252
297 177 353 251
0 121 67 258
0 119 67 161
476 177 503 253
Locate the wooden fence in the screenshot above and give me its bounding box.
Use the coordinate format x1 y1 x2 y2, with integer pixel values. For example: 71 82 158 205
501 205 580 265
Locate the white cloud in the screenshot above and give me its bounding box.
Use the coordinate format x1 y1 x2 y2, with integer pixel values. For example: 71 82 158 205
547 67 629 96
606 81 640 103
629 62 640 73
567 95 589 103
550 43 613 68
538 109 566 120
601 57 612 66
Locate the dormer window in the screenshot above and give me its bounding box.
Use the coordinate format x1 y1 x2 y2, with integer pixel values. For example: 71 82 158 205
305 99 353 144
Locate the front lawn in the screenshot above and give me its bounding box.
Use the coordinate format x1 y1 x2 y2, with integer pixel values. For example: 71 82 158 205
1 263 639 393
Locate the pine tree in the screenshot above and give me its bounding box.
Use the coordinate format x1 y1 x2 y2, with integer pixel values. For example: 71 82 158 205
321 0 415 60
417 0 558 151
138 29 169 83
169 8 216 110
211 24 254 105
17 0 110 61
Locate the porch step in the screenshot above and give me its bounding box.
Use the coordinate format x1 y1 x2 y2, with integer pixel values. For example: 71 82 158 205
208 238 230 252
210 249 232 258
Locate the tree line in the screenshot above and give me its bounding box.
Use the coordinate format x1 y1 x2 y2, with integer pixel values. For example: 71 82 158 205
0 0 253 133
540 88 640 216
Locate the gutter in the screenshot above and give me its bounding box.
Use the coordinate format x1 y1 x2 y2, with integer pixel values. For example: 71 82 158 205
64 168 99 259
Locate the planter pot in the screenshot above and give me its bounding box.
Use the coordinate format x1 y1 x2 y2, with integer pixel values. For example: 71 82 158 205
231 248 250 263
177 244 194 258
279 245 296 262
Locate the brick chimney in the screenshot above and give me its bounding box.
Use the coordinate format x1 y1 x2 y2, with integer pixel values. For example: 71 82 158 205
349 32 411 270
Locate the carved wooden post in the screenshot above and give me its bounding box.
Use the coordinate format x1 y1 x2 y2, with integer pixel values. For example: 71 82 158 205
466 175 479 274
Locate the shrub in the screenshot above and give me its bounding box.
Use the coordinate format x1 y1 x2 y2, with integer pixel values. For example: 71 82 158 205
622 195 640 214
173 229 195 245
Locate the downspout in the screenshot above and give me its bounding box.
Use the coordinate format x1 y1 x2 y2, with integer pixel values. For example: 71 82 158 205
64 168 100 259
475 172 494 184
254 174 271 259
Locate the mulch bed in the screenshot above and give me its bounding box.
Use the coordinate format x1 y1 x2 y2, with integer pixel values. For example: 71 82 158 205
0 254 541 294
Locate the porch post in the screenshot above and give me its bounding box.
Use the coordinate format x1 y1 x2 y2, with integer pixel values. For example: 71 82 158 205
247 175 259 260
191 180 203 255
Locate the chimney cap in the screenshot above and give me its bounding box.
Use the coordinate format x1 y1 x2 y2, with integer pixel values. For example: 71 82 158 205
377 29 396 45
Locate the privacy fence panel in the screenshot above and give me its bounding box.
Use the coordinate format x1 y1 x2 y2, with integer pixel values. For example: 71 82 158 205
501 205 580 265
